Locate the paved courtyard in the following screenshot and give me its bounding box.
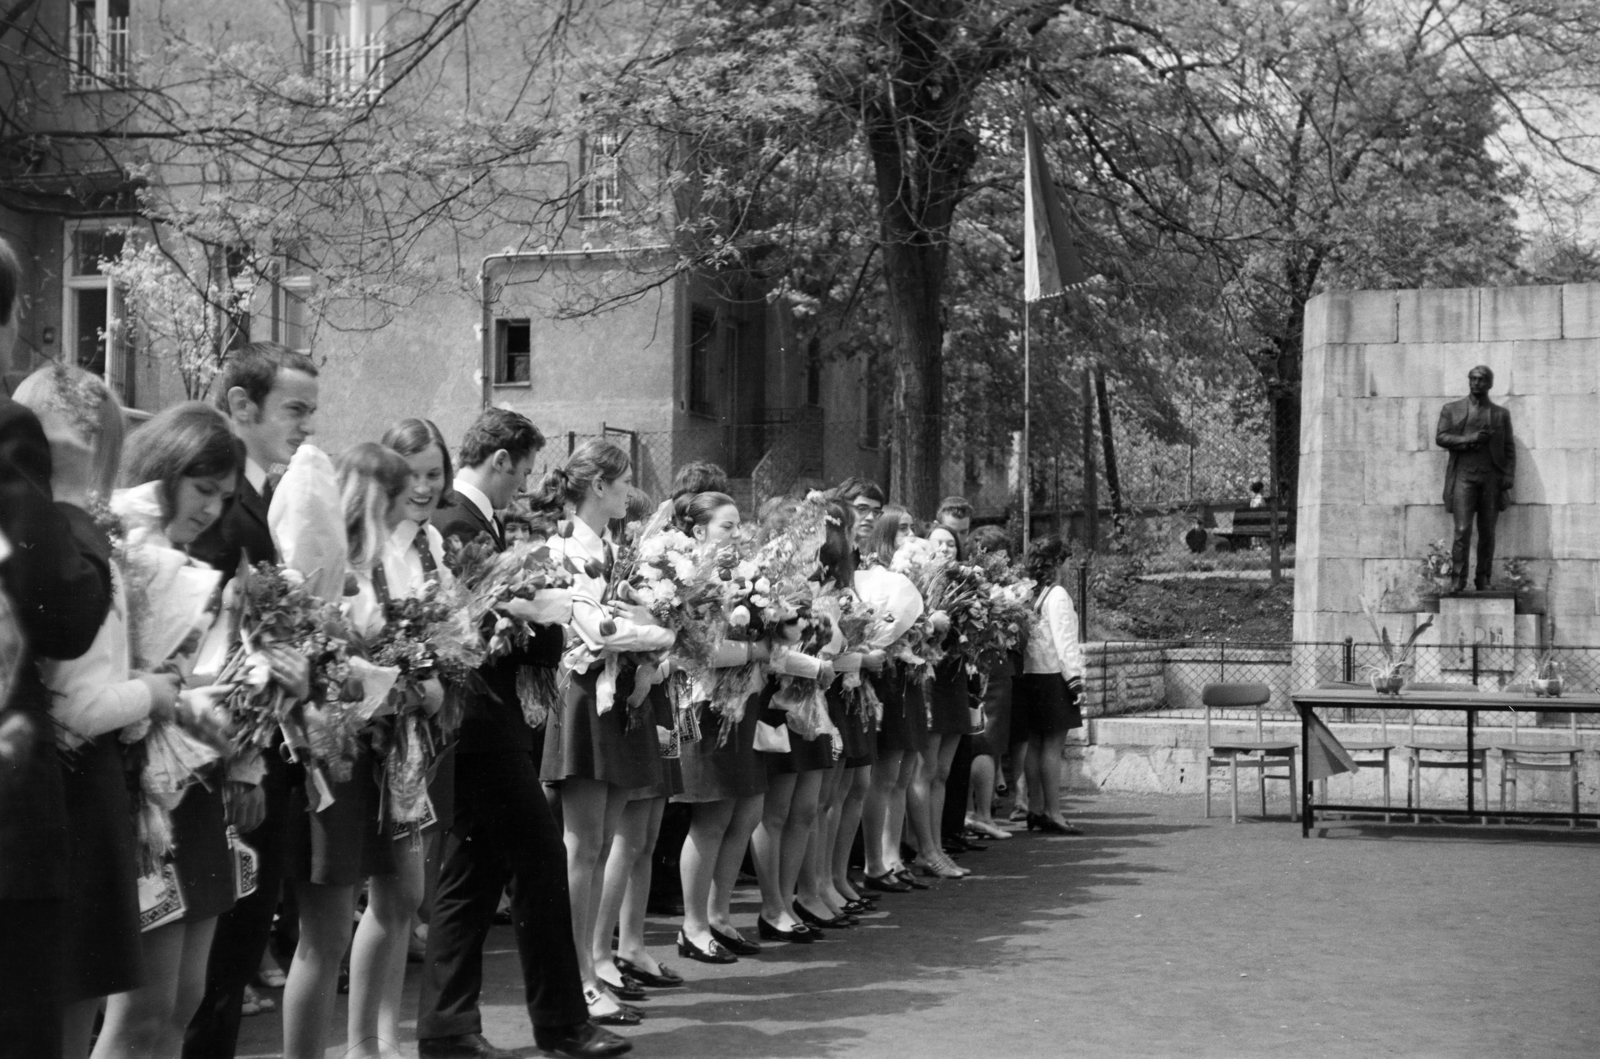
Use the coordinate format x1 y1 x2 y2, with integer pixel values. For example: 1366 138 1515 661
239 791 1600 1059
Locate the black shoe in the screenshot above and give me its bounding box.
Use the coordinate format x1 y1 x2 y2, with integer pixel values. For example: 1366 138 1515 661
677 930 737 964
842 900 874 915
615 956 685 987
595 969 648 1001
794 901 853 929
1029 813 1083 835
583 985 643 1026
893 868 930 890
419 1033 520 1059
862 871 912 894
709 926 762 956
534 1020 633 1058
757 916 814 944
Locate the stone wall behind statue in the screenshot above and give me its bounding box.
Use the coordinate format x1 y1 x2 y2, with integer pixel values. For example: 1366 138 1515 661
1295 283 1600 646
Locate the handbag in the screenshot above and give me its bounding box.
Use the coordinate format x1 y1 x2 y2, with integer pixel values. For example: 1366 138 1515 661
754 721 792 754
138 862 187 932
228 825 259 901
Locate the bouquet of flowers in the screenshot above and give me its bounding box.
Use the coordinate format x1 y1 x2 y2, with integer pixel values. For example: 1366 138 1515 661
831 589 885 729
676 531 771 742
886 537 951 682
444 534 579 660
971 550 1034 671
212 561 374 808
627 527 730 667
768 599 841 751
364 579 487 829
915 554 1017 678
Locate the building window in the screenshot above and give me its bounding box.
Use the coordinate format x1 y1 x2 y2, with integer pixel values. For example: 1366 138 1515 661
495 319 531 384
688 307 716 416
63 225 129 396
70 0 130 91
580 130 623 217
310 1 388 104
269 263 314 354
859 361 881 449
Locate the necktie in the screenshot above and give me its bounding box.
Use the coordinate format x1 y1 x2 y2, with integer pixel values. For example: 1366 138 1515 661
492 514 506 547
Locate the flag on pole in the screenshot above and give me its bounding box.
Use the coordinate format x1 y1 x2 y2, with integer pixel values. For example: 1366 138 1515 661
1024 116 1089 302
1304 711 1360 781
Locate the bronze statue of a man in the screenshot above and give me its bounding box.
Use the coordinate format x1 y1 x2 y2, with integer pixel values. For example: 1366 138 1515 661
1436 365 1515 592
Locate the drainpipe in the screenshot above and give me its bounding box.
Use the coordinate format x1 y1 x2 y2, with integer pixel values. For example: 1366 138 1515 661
477 244 675 409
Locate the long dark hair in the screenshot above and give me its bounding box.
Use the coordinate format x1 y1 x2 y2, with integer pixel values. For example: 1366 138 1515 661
926 522 964 562
122 402 244 523
1025 534 1072 597
861 503 912 568
382 417 454 510
818 501 856 588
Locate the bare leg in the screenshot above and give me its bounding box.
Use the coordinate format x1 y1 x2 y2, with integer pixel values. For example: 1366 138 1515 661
904 746 939 859
966 753 1009 837
1011 740 1032 819
1037 731 1068 822
94 917 214 1059
862 750 903 877
832 764 871 902
680 799 735 948
709 794 764 938
801 760 847 915
613 796 665 976
349 840 426 1058
558 777 625 1008
753 772 800 930
782 771 825 919
925 732 962 850
281 882 356 1059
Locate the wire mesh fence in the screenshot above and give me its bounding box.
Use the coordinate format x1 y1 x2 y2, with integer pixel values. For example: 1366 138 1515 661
1084 640 1600 731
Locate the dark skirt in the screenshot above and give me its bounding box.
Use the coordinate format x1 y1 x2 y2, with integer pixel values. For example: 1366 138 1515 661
60 737 142 999
758 683 835 775
971 662 1014 758
831 684 877 767
285 749 393 886
873 669 923 755
927 659 973 736
677 697 767 802
169 781 236 921
542 663 664 790
1012 673 1082 738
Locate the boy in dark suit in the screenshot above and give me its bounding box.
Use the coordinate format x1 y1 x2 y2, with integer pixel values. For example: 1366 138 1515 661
0 236 115 1057
184 342 320 1059
418 408 628 1059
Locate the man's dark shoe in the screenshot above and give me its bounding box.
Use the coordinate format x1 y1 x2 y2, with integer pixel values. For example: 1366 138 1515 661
534 1019 633 1058
418 1033 519 1059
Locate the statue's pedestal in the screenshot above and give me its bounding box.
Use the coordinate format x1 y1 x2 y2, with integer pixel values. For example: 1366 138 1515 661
1422 594 1525 678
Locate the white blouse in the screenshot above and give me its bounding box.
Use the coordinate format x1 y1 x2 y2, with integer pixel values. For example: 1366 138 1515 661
345 519 453 638
1023 584 1086 681
547 518 674 653
853 566 925 650
40 577 151 750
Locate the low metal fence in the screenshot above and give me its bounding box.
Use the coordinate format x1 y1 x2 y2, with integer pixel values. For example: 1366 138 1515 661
1085 639 1600 731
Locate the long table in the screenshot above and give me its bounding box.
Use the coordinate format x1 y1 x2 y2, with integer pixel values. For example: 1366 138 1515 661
1290 688 1600 837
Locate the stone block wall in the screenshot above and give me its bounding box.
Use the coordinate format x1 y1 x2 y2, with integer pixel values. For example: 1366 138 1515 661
1296 283 1600 646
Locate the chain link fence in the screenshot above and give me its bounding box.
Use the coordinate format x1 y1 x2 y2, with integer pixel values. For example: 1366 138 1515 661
1084 640 1600 731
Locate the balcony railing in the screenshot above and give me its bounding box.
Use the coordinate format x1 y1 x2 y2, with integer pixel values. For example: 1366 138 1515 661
315 33 386 105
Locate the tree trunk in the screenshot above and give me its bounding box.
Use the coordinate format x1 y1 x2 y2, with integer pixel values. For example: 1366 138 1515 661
882 241 945 517
1093 363 1124 529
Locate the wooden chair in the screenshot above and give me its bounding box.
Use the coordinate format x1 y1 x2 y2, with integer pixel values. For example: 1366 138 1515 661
1403 682 1487 823
1203 682 1298 824
1313 681 1394 822
1490 691 1583 827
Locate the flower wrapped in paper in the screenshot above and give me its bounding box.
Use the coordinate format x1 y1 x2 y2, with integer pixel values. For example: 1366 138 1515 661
267 444 348 604
444 533 579 661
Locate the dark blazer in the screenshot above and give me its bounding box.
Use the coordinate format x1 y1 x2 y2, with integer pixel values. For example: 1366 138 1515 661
0 395 114 901
432 496 564 755
190 472 275 585
1436 396 1515 508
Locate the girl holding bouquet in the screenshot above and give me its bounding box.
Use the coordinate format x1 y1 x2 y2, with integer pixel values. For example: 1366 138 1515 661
750 497 840 944
1012 535 1087 836
965 526 1021 840
95 402 280 1059
855 507 929 892
539 439 674 1026
280 443 408 1059
911 525 973 879
672 491 772 963
14 366 155 1054
347 425 459 1059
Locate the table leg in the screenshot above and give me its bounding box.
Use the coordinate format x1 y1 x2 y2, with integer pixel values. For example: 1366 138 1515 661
1466 707 1476 821
1300 706 1312 838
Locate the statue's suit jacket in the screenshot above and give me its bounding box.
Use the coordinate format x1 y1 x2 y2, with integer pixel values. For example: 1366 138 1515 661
1436 396 1515 509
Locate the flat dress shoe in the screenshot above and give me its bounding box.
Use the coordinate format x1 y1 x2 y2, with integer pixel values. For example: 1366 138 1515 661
534 1020 634 1058
418 1033 519 1059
